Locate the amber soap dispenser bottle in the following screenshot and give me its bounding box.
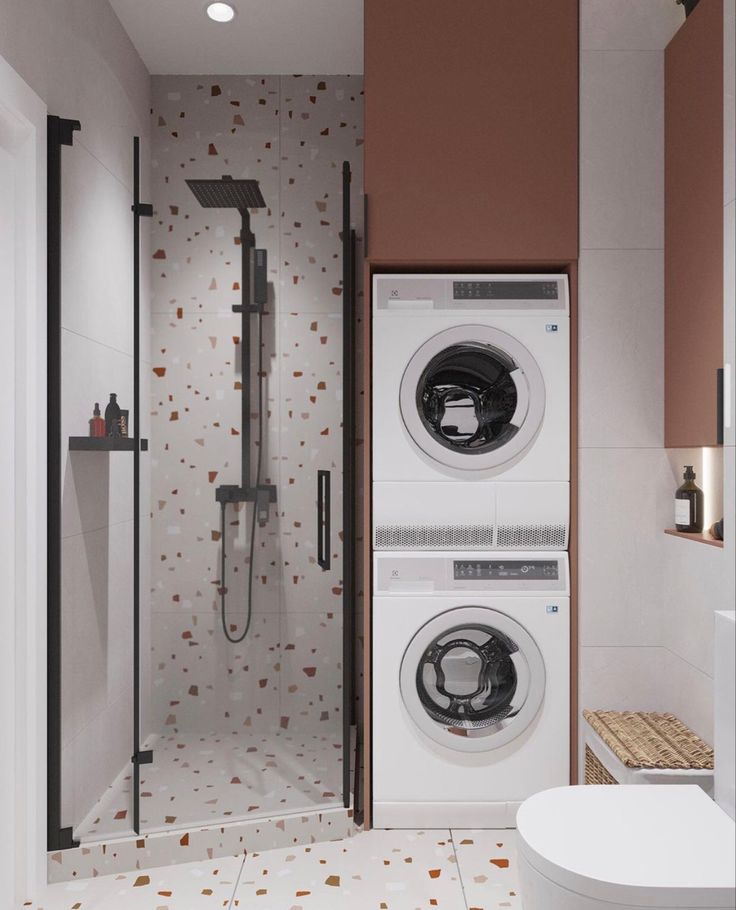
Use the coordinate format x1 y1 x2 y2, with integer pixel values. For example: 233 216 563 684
675 465 704 533
89 402 106 438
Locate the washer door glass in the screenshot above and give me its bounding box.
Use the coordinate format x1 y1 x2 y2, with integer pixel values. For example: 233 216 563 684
400 326 545 473
417 343 520 453
400 607 545 753
417 624 519 732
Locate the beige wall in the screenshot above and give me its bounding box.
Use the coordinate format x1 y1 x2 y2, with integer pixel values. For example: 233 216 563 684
578 0 736 763
0 0 152 878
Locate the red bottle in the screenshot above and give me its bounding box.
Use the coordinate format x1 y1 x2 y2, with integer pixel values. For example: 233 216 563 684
89 402 106 438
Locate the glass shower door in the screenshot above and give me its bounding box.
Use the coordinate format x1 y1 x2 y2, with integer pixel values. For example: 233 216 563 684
140 74 362 834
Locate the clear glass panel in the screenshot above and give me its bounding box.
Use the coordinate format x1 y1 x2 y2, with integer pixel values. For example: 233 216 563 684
415 624 518 734
59 140 135 844
416 343 520 453
139 74 363 833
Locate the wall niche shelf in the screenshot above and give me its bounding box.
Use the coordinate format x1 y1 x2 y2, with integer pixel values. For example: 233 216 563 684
68 436 140 452
664 528 724 549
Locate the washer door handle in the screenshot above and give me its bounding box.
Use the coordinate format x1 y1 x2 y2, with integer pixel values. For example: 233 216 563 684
508 368 530 429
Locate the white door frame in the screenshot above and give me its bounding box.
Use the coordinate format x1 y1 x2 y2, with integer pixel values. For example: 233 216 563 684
0 53 47 903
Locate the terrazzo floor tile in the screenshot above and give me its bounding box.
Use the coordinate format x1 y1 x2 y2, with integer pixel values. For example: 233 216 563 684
232 828 464 909
74 730 343 842
452 830 522 910
23 854 245 910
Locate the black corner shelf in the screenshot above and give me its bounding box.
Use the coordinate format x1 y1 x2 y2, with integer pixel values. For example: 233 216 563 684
69 436 138 452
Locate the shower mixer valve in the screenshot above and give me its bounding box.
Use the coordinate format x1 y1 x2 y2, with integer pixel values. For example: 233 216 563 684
216 482 277 524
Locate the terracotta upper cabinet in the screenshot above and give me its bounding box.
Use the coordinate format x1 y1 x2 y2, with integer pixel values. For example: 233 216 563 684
364 0 579 263
665 0 723 448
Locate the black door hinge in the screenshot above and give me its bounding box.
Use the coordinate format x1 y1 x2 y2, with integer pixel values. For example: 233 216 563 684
132 750 153 765
56 826 80 850
132 202 154 217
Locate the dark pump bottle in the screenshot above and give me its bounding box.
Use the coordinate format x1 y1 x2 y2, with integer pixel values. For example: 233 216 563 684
675 465 704 533
105 393 122 437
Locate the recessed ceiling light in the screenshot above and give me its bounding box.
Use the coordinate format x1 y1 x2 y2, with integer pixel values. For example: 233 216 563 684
206 2 236 22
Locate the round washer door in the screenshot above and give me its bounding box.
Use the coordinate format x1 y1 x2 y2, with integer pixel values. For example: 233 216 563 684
399 325 545 473
400 606 545 753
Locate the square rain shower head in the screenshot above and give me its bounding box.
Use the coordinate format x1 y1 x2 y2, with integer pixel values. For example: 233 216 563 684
185 176 266 210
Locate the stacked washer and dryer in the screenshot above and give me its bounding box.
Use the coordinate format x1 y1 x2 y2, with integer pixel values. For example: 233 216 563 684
372 274 571 828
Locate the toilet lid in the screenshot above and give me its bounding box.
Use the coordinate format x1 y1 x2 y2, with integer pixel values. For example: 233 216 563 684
517 786 736 908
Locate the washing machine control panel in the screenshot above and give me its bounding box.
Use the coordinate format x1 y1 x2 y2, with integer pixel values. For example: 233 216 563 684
453 559 559 581
374 553 569 594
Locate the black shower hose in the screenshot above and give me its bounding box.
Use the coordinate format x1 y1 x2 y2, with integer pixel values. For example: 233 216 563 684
219 307 265 644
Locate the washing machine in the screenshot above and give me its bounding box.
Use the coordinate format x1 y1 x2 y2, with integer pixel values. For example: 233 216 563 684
372 274 569 551
372 550 570 829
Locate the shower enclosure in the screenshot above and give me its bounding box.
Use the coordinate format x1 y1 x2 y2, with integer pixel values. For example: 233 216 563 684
49 75 362 850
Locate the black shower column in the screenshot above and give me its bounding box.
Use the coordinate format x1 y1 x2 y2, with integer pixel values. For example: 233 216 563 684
240 208 254 493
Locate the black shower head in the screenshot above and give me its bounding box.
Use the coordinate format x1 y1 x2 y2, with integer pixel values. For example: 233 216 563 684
185 176 266 211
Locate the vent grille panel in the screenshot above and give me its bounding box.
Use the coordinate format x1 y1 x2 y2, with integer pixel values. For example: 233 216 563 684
375 524 495 550
496 524 567 549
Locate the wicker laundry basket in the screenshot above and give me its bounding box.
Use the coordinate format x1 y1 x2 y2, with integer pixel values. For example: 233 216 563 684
583 710 714 787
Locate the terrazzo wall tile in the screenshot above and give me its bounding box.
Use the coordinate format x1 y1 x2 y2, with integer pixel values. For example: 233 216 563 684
150 612 280 734
279 311 344 616
279 76 364 316
149 74 363 825
281 612 344 735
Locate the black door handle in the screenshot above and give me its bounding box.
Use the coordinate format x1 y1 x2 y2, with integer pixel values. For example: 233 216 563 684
317 469 331 571
717 368 724 445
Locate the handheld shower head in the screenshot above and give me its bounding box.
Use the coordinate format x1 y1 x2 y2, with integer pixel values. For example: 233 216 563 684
185 175 266 211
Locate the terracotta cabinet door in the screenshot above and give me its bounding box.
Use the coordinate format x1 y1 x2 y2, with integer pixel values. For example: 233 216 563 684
665 0 724 447
364 0 579 263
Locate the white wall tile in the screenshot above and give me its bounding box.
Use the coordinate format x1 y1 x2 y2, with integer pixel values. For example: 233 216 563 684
580 51 664 250
662 517 736 679
579 645 668 712
579 448 671 647
61 143 134 357
577 2 731 756
661 648 714 744
61 526 113 747
578 250 664 447
581 0 683 52
0 0 150 192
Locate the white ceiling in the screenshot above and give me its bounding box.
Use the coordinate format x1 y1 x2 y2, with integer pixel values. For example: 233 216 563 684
110 0 363 75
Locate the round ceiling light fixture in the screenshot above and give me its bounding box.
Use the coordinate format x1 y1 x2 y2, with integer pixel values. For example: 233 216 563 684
206 2 236 22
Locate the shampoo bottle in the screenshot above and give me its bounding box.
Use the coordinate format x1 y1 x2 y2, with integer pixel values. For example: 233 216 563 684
105 393 122 437
675 465 704 533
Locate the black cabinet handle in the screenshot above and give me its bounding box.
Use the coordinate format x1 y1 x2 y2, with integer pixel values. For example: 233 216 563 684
717 368 724 445
317 469 331 571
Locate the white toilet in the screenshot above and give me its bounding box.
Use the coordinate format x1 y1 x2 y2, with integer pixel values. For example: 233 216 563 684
517 612 736 910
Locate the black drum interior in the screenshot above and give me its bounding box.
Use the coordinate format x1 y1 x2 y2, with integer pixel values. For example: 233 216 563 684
416 342 520 454
415 623 519 733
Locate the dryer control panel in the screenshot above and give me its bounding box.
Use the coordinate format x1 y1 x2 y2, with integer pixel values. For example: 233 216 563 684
373 273 569 315
374 552 569 595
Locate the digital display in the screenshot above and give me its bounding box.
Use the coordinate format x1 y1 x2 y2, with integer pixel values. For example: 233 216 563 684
453 560 559 581
453 281 559 300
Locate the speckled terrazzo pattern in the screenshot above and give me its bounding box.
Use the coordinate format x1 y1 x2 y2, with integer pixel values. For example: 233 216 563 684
453 830 522 909
37 829 521 908
33 854 244 909
138 72 363 847
47 805 355 885
73 730 343 842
